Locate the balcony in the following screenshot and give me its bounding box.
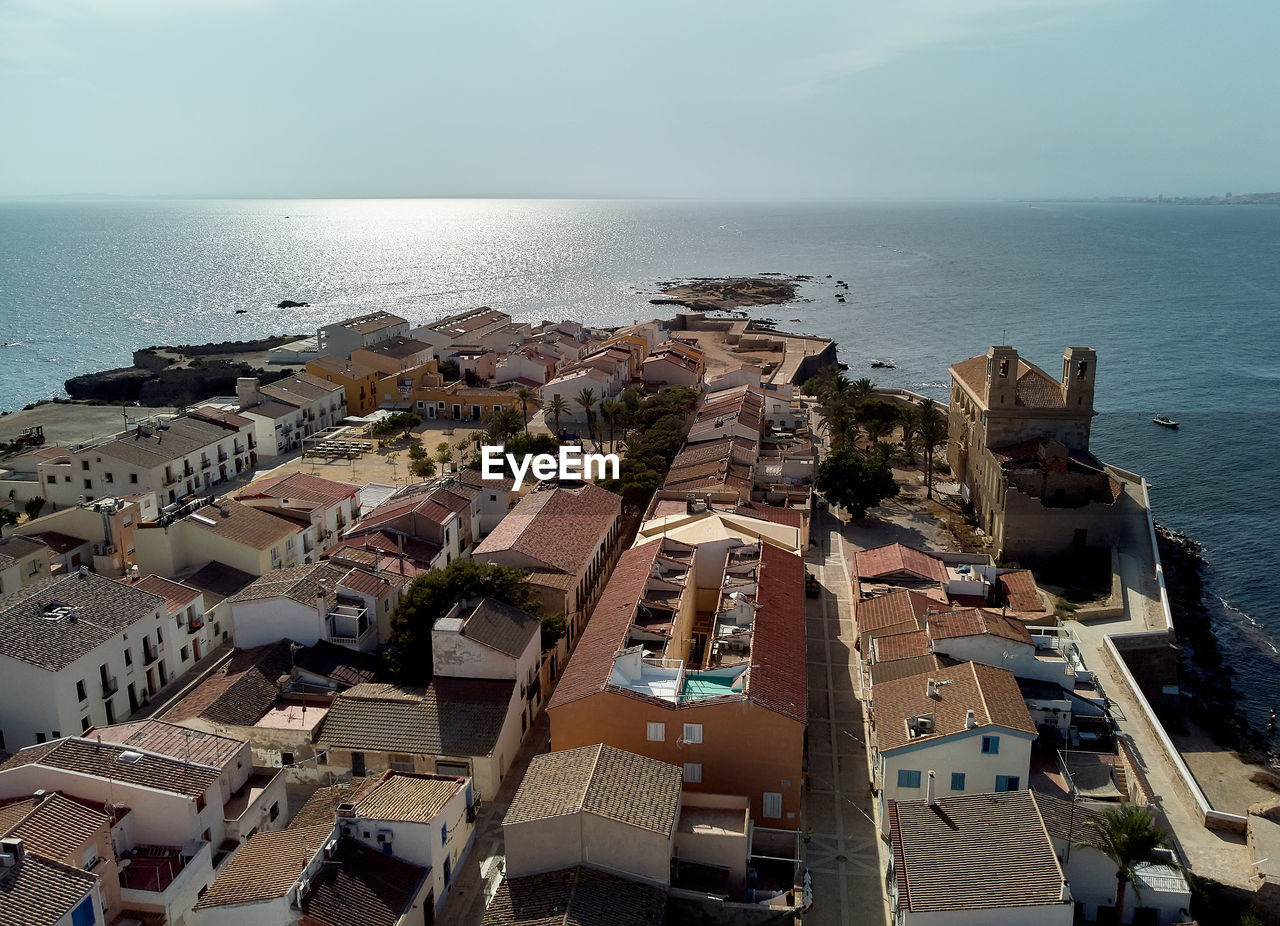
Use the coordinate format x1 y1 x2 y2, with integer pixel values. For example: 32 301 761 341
101 675 119 697
223 767 284 840
234 443 245 455
327 603 374 651
182 465 194 477
119 840 213 912
162 473 177 487
142 647 158 666
200 458 211 469
187 615 205 634
217 450 228 462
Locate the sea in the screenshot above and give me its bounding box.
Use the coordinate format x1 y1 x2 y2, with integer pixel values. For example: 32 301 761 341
1 198 1278 731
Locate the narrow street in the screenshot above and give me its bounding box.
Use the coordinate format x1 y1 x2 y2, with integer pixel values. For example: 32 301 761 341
803 509 890 926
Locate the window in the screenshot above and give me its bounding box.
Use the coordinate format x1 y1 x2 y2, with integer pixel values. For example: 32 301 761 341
683 763 702 783
81 717 91 732
51 730 59 738
269 802 280 821
950 772 966 791
282 752 295 766
129 473 138 484
76 680 87 702
124 649 132 667
81 460 90 471
36 732 46 744
389 754 414 772
156 626 163 644
646 722 666 742
180 646 190 663
46 475 55 485
762 792 782 819
981 736 1000 755
104 472 113 483
441 823 448 846
286 536 295 553
83 479 92 490
682 723 703 744
897 769 922 789
71 896 97 926
995 776 1020 792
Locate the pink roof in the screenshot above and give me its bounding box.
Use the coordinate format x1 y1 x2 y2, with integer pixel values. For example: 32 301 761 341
474 483 620 576
853 543 948 585
123 575 201 615
237 472 358 507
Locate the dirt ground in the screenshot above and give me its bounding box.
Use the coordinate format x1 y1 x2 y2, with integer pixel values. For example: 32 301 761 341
0 403 181 448
1172 721 1280 816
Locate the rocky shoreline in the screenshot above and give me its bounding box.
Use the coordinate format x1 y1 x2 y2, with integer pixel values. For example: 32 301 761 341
650 276 801 312
53 335 306 411
1156 523 1269 755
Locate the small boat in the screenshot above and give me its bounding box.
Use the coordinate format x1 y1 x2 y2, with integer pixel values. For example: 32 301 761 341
1153 416 1179 429
871 359 896 369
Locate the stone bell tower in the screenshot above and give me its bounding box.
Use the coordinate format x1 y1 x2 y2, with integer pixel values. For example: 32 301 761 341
984 346 1019 410
1061 347 1097 412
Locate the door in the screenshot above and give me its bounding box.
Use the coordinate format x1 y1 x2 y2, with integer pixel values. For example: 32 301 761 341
451 404 461 419
351 752 366 776
127 684 139 713
192 639 201 661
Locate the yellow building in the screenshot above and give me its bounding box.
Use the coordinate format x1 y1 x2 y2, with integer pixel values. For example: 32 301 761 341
306 355 383 416
377 361 519 422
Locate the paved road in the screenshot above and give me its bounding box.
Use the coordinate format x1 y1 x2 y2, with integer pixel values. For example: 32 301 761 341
804 510 890 926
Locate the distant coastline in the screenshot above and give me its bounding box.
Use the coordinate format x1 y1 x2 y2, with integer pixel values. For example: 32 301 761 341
1037 191 1280 206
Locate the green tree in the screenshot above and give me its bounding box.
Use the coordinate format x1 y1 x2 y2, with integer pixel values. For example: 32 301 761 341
408 442 428 460
599 398 622 452
408 456 435 479
546 396 569 437
899 405 921 464
856 398 899 446
515 386 540 434
374 411 422 441
435 442 452 473
576 388 597 446
850 377 875 404
483 407 523 443
387 559 543 684
1075 804 1174 925
917 399 947 500
23 497 46 520
540 612 567 649
0 508 17 528
816 446 899 518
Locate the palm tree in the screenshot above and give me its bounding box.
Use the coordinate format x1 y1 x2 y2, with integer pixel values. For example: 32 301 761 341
515 387 540 434
899 405 921 464
546 396 569 438
827 414 857 451
917 398 947 500
850 377 875 404
861 407 898 446
576 388 597 447
599 399 622 452
1076 803 1173 924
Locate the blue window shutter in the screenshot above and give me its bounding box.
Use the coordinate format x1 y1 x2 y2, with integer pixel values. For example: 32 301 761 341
950 772 965 791
897 769 921 788
982 735 1000 754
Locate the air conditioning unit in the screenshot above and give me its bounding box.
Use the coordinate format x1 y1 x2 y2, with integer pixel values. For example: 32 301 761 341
323 838 338 859
376 829 394 843
340 823 354 837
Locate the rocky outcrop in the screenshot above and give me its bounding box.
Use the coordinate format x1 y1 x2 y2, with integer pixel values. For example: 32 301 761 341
277 299 309 309
651 277 800 312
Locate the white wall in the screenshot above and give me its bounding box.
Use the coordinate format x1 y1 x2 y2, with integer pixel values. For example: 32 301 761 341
230 598 325 649
902 902 1072 926
879 728 1034 824
192 894 296 926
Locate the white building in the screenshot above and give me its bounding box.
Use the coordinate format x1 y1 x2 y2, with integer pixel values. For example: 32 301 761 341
433 596 542 723
0 531 51 597
133 497 314 578
316 311 410 358
0 569 186 749
236 374 347 448
870 661 1037 829
538 367 619 425
234 472 359 554
0 722 287 925
889 789 1073 925
228 562 400 652
37 410 258 508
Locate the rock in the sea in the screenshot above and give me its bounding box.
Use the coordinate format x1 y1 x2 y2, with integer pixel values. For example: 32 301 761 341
277 299 310 309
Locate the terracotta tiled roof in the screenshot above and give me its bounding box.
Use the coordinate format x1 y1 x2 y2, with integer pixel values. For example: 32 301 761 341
853 543 947 585
747 543 807 724
96 414 247 469
290 781 370 827
854 589 945 636
161 641 291 726
547 542 662 711
473 482 619 577
355 772 465 824
293 640 383 688
0 793 109 860
121 574 201 615
873 630 931 663
237 472 359 507
301 839 428 926
505 744 681 835
2 737 220 797
0 570 164 672
460 598 540 658
260 371 343 406
91 719 243 769
185 499 298 551
735 501 804 529
230 563 354 607
194 824 331 908
0 535 48 567
890 790 1066 913
241 399 299 421
871 661 1036 752
23 532 82 555
0 851 98 925
999 570 1048 613
949 355 989 399
928 608 1032 646
484 866 667 926
870 654 947 686
1015 362 1066 408
317 679 514 759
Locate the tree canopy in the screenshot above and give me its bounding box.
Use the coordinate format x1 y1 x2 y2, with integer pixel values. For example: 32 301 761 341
386 559 544 684
816 446 899 518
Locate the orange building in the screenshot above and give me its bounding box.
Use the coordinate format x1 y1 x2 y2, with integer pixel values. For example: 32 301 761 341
547 536 806 826
306 355 383 416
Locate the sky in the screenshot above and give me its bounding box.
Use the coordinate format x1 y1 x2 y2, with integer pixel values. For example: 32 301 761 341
1 0 1276 199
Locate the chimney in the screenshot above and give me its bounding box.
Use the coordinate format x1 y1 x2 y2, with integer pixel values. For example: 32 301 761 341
78 564 89 579
926 770 937 807
0 837 24 864
316 581 328 621
926 678 939 700
965 709 977 730
236 377 261 412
